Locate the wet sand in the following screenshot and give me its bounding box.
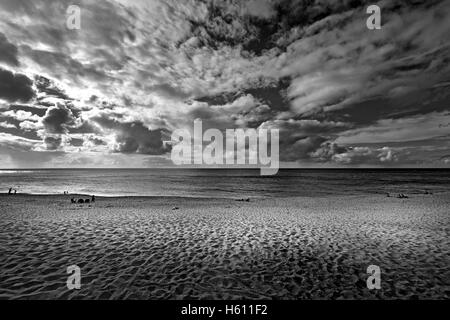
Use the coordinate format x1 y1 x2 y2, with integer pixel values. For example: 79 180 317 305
0 193 449 300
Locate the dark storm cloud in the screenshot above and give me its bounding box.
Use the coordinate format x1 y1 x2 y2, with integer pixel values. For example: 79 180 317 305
42 104 76 134
92 115 170 155
69 137 84 147
0 33 19 66
115 125 169 155
7 104 47 117
323 82 450 127
0 68 35 102
259 119 350 161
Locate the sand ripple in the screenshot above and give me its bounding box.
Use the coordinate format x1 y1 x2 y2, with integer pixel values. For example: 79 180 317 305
0 194 449 299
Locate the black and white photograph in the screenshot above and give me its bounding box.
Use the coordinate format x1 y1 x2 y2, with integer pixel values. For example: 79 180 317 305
0 0 449 308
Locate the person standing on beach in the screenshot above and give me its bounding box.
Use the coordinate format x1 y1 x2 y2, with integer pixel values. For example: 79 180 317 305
8 187 12 195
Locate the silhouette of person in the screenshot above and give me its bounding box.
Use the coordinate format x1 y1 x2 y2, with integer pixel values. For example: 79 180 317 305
8 188 12 195
91 195 95 203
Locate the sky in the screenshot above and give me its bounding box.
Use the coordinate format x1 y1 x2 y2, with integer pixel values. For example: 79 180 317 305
0 0 449 168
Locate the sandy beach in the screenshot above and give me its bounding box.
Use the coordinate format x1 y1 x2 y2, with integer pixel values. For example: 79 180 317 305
0 193 449 300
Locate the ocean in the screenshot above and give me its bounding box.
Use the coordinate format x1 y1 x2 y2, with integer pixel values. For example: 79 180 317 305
0 169 449 198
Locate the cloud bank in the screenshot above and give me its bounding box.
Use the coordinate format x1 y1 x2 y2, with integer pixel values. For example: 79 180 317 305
0 0 449 168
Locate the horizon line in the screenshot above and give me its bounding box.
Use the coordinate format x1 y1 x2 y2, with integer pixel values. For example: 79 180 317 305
0 167 449 170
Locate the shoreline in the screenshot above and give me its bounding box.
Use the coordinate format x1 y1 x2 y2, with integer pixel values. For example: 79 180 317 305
0 193 235 201
1 190 449 200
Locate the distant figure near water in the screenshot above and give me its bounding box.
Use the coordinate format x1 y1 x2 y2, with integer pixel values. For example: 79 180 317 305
91 195 95 203
8 188 12 195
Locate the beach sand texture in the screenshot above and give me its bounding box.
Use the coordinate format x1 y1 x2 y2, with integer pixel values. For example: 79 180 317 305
0 194 449 299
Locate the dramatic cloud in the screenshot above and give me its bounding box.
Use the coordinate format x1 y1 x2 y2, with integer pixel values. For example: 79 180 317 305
92 115 170 155
42 104 76 134
0 0 449 167
259 119 349 161
0 68 35 102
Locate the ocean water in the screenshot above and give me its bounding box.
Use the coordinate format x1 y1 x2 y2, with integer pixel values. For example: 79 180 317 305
0 169 449 198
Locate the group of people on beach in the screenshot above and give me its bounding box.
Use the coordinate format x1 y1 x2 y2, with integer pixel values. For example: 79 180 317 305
386 190 433 198
7 188 17 195
71 195 96 204
386 193 409 198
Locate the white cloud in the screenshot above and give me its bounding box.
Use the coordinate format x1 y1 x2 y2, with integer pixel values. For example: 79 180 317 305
0 121 16 129
3 110 41 122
